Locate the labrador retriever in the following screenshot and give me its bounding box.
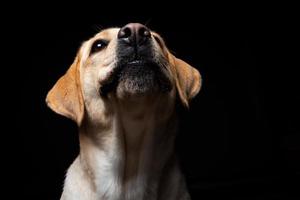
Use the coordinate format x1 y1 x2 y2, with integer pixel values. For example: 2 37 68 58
46 23 201 200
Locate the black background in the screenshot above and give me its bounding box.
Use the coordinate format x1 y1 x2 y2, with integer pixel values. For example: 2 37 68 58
8 3 299 200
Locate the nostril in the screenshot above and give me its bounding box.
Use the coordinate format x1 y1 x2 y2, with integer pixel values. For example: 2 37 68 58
118 27 132 39
123 27 132 38
138 27 150 38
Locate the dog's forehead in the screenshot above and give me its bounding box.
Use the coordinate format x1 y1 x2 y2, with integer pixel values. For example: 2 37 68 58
93 28 120 40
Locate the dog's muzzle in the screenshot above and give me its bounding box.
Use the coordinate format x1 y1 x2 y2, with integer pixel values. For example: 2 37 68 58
100 23 172 97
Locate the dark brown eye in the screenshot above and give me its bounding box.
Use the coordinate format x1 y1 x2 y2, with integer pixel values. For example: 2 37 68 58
91 39 108 54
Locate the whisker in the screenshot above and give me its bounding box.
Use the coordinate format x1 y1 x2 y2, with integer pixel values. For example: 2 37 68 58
144 18 152 27
92 24 103 33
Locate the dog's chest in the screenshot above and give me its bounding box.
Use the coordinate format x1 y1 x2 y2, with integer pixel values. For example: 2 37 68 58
64 156 156 200
62 116 179 200
93 146 157 200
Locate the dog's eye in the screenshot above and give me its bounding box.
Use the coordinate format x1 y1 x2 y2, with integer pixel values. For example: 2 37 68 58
91 40 108 54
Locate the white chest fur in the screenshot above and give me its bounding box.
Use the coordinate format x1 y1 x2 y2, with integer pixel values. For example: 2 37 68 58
60 114 190 200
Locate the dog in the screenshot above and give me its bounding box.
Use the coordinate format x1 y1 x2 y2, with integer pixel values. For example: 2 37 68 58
46 23 201 200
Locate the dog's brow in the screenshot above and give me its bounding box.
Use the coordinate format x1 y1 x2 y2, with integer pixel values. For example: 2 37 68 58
93 28 120 40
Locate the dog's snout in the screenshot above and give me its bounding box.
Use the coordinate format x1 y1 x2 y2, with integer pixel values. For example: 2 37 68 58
118 23 151 46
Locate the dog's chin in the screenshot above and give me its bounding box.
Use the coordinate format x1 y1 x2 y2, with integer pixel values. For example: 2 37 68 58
116 67 157 98
100 60 172 99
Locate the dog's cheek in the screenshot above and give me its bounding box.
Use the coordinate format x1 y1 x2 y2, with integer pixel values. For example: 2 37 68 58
92 50 117 84
98 65 114 84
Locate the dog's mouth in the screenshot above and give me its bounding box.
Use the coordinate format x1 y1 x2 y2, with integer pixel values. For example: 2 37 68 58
99 58 172 97
126 60 144 65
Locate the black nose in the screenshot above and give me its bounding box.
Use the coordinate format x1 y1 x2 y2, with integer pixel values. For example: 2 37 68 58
118 23 151 46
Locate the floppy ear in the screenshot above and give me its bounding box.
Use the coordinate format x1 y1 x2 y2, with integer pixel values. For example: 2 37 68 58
46 56 84 125
172 56 202 107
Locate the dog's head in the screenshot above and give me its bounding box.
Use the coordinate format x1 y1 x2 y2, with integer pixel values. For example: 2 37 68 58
46 23 201 125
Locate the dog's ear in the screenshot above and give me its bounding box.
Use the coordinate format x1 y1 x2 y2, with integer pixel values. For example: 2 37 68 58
46 56 84 125
171 55 202 107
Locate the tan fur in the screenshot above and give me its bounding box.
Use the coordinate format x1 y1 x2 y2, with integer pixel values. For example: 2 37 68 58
46 56 84 125
47 26 201 200
171 56 202 107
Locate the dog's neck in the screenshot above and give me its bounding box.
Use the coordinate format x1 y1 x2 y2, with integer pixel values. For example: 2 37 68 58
78 95 183 199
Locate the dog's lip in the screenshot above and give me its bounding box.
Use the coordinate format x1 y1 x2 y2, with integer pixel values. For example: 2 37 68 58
126 60 145 65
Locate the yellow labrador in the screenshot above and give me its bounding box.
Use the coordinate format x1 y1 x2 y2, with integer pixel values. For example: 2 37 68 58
46 23 201 200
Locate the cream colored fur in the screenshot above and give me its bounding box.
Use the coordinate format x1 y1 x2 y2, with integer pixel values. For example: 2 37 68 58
47 26 201 200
